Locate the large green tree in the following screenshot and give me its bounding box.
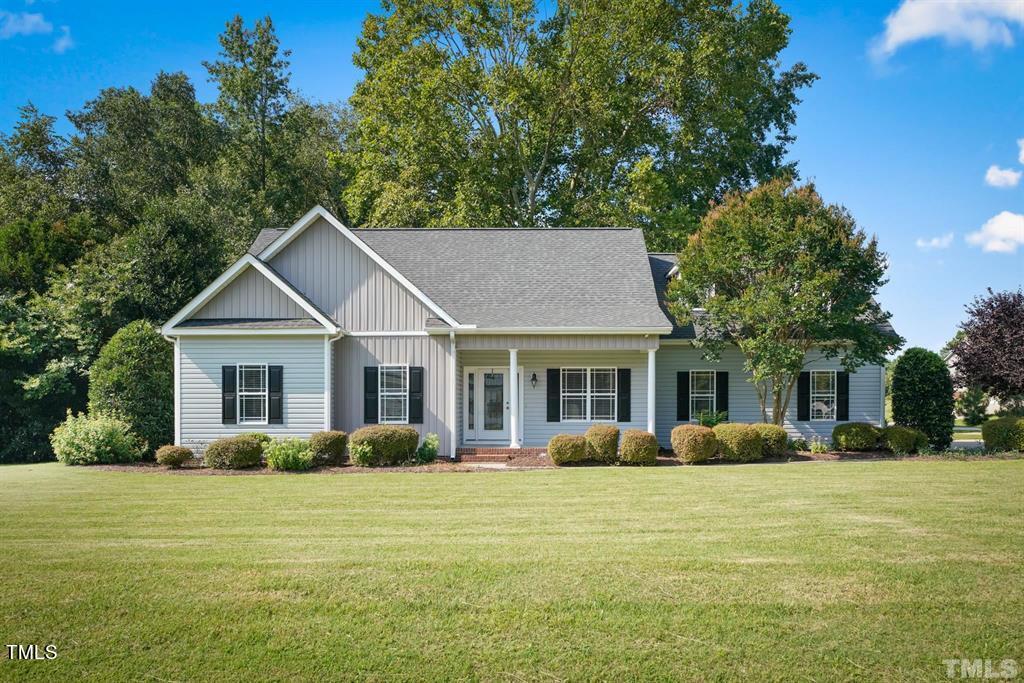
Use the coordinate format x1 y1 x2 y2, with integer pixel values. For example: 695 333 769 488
346 0 815 248
667 178 903 424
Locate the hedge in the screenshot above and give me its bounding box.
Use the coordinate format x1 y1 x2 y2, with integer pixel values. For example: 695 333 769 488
713 423 763 462
309 430 348 466
832 422 882 451
750 423 787 457
584 425 620 463
891 347 955 449
881 425 927 455
548 434 587 465
50 412 146 465
155 445 193 468
204 435 263 469
619 429 658 466
670 424 717 464
349 425 419 466
981 417 1024 452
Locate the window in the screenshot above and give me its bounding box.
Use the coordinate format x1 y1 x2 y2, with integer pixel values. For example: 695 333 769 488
561 368 616 422
379 365 409 424
810 370 836 421
237 364 267 424
690 370 716 421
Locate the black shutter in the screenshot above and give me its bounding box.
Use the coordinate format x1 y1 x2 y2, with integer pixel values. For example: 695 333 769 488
222 366 236 424
676 371 690 421
837 371 850 421
546 369 560 422
797 371 810 421
715 371 729 417
409 366 424 424
617 368 631 422
363 367 378 424
268 365 283 424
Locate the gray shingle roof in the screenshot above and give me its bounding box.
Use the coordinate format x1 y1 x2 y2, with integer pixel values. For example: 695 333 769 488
249 228 285 255
176 318 324 329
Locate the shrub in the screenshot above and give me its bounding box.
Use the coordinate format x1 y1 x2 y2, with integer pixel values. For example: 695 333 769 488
155 445 193 468
882 425 928 455
584 425 620 463
349 425 419 466
788 437 809 451
548 434 587 465
349 441 373 466
240 432 273 449
204 435 263 469
87 320 172 458
956 387 988 427
750 423 787 457
891 347 955 449
831 423 882 452
309 430 348 466
712 423 763 462
671 424 717 464
619 429 658 466
416 432 440 464
50 412 146 465
696 410 729 427
809 437 829 454
981 417 1024 452
265 438 314 471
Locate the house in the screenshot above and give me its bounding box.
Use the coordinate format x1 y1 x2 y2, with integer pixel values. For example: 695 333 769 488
161 206 889 457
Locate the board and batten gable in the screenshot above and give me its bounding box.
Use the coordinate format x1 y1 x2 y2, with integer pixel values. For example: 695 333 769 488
269 217 435 331
190 266 311 320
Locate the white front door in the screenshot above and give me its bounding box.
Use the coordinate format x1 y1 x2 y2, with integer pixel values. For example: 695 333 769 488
464 367 524 443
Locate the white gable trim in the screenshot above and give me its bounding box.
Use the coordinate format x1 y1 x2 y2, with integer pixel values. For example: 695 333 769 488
161 254 339 335
258 205 461 329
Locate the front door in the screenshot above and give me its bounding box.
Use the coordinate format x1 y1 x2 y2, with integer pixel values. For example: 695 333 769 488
465 368 510 441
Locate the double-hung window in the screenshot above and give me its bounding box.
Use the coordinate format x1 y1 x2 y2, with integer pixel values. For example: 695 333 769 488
237 364 268 424
561 368 616 422
810 370 837 421
379 365 409 424
690 371 716 421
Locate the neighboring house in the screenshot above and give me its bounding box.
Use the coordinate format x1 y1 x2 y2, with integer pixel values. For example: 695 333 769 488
162 206 891 457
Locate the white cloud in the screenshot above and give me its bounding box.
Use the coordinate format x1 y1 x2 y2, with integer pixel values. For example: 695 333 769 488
985 164 1023 188
0 10 52 39
871 0 1024 61
915 233 954 250
1018 138 1024 164
966 211 1024 253
52 25 72 54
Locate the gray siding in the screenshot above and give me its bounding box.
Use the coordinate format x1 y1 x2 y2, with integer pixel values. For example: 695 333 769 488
191 266 310 320
270 217 434 331
457 334 658 351
654 344 884 446
333 335 453 454
179 336 326 451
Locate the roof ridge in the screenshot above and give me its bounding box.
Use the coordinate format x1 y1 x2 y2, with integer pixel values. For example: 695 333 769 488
352 227 639 232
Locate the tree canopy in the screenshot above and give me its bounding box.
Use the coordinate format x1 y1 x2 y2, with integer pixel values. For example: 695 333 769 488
951 288 1024 400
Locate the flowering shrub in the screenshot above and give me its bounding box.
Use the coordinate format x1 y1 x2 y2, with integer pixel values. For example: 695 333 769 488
50 412 146 465
265 438 314 471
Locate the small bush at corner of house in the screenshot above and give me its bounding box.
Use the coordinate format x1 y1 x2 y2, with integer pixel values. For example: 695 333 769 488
881 425 928 455
50 411 146 465
155 445 193 469
981 417 1024 452
309 430 348 466
750 423 787 457
203 435 263 469
265 438 314 471
349 425 419 466
831 422 882 452
712 423 763 462
584 425 620 463
670 424 717 464
548 434 587 465
416 432 440 464
619 429 658 466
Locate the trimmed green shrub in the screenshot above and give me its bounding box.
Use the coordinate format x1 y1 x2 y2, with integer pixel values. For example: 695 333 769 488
671 424 717 464
240 432 273 449
809 437 829 454
956 387 988 426
309 430 348 466
265 438 314 471
881 425 927 455
584 425 620 463
619 429 658 466
155 445 193 468
788 437 809 452
548 434 587 465
713 423 763 462
696 410 729 427
349 441 373 465
87 320 172 458
416 433 440 464
891 347 955 450
751 423 787 457
349 425 419 466
981 417 1024 452
831 422 882 451
204 435 263 469
50 412 146 465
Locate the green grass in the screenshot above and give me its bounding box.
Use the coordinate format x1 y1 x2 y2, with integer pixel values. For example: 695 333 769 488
2 461 1023 681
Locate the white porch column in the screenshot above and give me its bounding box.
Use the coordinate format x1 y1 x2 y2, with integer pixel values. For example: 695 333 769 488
509 348 521 448
647 348 656 435
449 331 457 459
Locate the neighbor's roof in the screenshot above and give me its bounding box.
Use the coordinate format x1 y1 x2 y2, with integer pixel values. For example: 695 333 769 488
176 318 324 329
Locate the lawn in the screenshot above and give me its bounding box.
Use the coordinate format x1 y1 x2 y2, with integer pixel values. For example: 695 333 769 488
2 461 1022 681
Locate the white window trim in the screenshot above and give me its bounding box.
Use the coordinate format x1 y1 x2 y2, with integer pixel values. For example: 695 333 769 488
810 369 837 422
379 364 410 425
689 369 717 422
237 364 268 425
560 367 617 423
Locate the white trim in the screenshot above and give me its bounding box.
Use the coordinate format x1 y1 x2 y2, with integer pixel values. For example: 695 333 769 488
647 349 656 435
248 258 338 333
166 328 334 337
237 364 269 425
449 331 457 459
509 349 520 449
173 338 181 446
257 205 461 328
559 367 617 423
462 365 524 444
378 364 410 425
810 369 838 422
688 369 717 422
453 326 671 336
323 337 332 431
348 330 429 337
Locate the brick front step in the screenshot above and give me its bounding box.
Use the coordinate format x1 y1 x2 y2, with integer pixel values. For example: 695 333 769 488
456 447 545 463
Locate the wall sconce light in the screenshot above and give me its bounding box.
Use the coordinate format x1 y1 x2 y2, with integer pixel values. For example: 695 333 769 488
530 372 538 389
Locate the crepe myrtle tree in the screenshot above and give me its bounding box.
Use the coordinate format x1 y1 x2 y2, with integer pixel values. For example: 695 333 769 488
951 288 1024 400
667 178 903 425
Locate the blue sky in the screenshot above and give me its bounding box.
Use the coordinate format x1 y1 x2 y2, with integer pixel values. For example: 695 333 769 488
1 0 1022 352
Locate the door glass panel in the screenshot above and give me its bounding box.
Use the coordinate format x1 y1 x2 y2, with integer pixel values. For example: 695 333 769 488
484 372 504 430
467 373 475 430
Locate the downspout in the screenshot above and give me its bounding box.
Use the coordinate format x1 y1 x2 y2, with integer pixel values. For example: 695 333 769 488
325 331 344 431
162 335 181 446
